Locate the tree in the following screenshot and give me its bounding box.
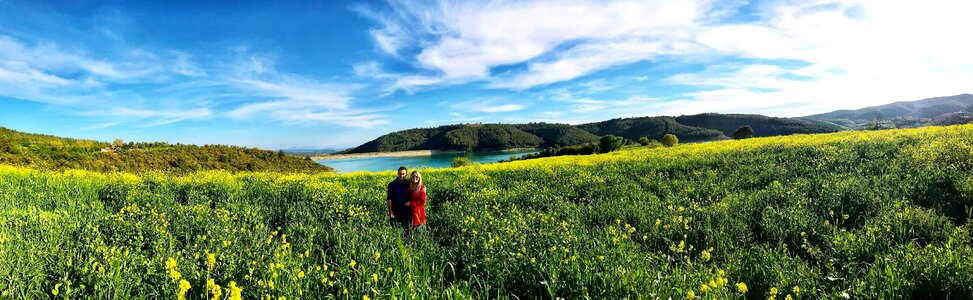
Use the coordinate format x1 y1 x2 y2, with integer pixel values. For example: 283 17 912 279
111 138 124 149
733 126 754 139
451 156 473 168
278 149 286 159
638 136 651 146
866 116 882 130
599 135 624 153
660 134 679 147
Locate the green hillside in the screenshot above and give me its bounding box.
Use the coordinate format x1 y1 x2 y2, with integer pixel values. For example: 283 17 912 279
3 125 972 298
347 123 598 153
576 116 727 142
674 113 844 137
346 113 855 153
0 127 331 173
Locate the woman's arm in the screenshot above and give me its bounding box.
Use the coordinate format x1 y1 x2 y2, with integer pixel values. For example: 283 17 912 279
415 186 427 206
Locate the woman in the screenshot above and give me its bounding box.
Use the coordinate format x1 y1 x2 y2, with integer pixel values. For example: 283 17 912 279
406 170 427 228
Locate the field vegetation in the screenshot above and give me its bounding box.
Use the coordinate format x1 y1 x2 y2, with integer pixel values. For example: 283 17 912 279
2 125 972 299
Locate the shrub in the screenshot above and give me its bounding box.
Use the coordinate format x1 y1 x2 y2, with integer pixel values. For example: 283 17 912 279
452 156 473 168
660 134 679 147
733 126 754 139
599 135 624 153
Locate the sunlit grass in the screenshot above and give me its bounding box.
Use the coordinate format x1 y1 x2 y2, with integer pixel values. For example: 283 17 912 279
2 125 972 298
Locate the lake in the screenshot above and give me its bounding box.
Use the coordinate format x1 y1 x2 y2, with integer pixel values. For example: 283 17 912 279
316 150 540 173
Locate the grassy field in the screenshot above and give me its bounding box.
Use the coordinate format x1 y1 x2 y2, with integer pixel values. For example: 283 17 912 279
2 125 972 299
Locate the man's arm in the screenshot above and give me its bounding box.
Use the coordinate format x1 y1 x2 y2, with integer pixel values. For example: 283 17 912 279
386 183 394 218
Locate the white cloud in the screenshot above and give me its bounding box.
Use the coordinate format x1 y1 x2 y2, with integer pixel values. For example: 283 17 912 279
225 56 389 128
665 0 973 116
360 0 710 90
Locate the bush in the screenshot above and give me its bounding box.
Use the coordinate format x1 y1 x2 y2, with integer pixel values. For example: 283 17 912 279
638 136 651 146
599 135 624 153
452 156 473 168
660 134 679 147
733 126 754 139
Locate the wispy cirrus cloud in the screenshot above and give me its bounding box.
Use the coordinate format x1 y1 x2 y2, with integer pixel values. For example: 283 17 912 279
356 0 713 91
0 33 390 129
225 55 389 128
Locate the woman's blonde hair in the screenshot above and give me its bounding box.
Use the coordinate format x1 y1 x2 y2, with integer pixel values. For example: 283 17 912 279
409 170 423 192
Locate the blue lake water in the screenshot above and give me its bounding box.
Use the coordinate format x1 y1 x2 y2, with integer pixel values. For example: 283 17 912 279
316 150 539 173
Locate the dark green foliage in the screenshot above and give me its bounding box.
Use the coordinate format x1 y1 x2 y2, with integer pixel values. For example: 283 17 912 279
347 124 546 152
513 123 601 147
0 127 332 173
577 116 726 142
599 135 624 153
638 136 651 146
675 113 843 137
660 134 678 147
509 143 600 161
733 125 754 139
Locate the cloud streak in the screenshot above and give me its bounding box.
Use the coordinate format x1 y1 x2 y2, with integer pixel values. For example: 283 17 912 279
358 0 710 91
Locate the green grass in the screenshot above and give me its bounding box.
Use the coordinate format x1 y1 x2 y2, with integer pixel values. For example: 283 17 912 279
2 125 973 299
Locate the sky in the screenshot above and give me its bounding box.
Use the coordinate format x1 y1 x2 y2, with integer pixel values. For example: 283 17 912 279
0 0 971 149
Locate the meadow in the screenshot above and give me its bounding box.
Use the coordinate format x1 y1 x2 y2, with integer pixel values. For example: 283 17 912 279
2 125 972 299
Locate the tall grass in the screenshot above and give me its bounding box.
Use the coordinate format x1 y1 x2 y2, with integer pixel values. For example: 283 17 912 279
2 125 972 299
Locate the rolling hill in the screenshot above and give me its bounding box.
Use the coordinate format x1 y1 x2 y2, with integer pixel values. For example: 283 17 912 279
0 127 332 173
674 113 844 137
804 94 973 129
575 116 726 142
346 113 847 153
346 123 599 153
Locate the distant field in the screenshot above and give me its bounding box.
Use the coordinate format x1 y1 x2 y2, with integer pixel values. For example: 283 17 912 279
2 125 972 299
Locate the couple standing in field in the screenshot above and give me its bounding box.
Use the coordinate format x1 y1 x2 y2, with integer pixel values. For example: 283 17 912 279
386 166 427 235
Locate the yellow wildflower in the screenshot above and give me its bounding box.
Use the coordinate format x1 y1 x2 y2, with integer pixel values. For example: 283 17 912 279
793 286 800 295
372 273 379 282
177 279 191 300
736 282 748 293
206 252 216 269
227 281 242 300
166 257 182 282
207 279 222 300
687 289 695 298
363 296 371 300
349 260 357 268
374 251 381 261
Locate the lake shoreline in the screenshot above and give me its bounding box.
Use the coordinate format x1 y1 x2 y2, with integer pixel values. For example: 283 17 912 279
312 148 538 160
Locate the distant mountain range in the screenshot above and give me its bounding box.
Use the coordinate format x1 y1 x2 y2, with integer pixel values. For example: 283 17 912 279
346 94 973 153
805 94 973 129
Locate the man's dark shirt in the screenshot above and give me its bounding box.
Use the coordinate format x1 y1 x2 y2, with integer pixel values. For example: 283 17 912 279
387 179 410 214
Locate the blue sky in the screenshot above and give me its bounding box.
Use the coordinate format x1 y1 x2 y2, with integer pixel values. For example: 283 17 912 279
1 0 971 149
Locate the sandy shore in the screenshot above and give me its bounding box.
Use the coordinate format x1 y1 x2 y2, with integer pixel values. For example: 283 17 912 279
311 148 538 160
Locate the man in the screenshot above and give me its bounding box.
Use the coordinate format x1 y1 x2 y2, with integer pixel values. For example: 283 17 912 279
387 166 412 234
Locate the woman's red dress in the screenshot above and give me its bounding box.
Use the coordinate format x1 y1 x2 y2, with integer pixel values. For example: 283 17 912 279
410 185 427 227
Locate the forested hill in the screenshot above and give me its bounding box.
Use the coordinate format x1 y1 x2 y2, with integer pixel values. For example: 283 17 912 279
0 127 332 173
346 112 846 153
345 114 843 153
575 116 725 142
674 113 844 137
347 123 600 153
